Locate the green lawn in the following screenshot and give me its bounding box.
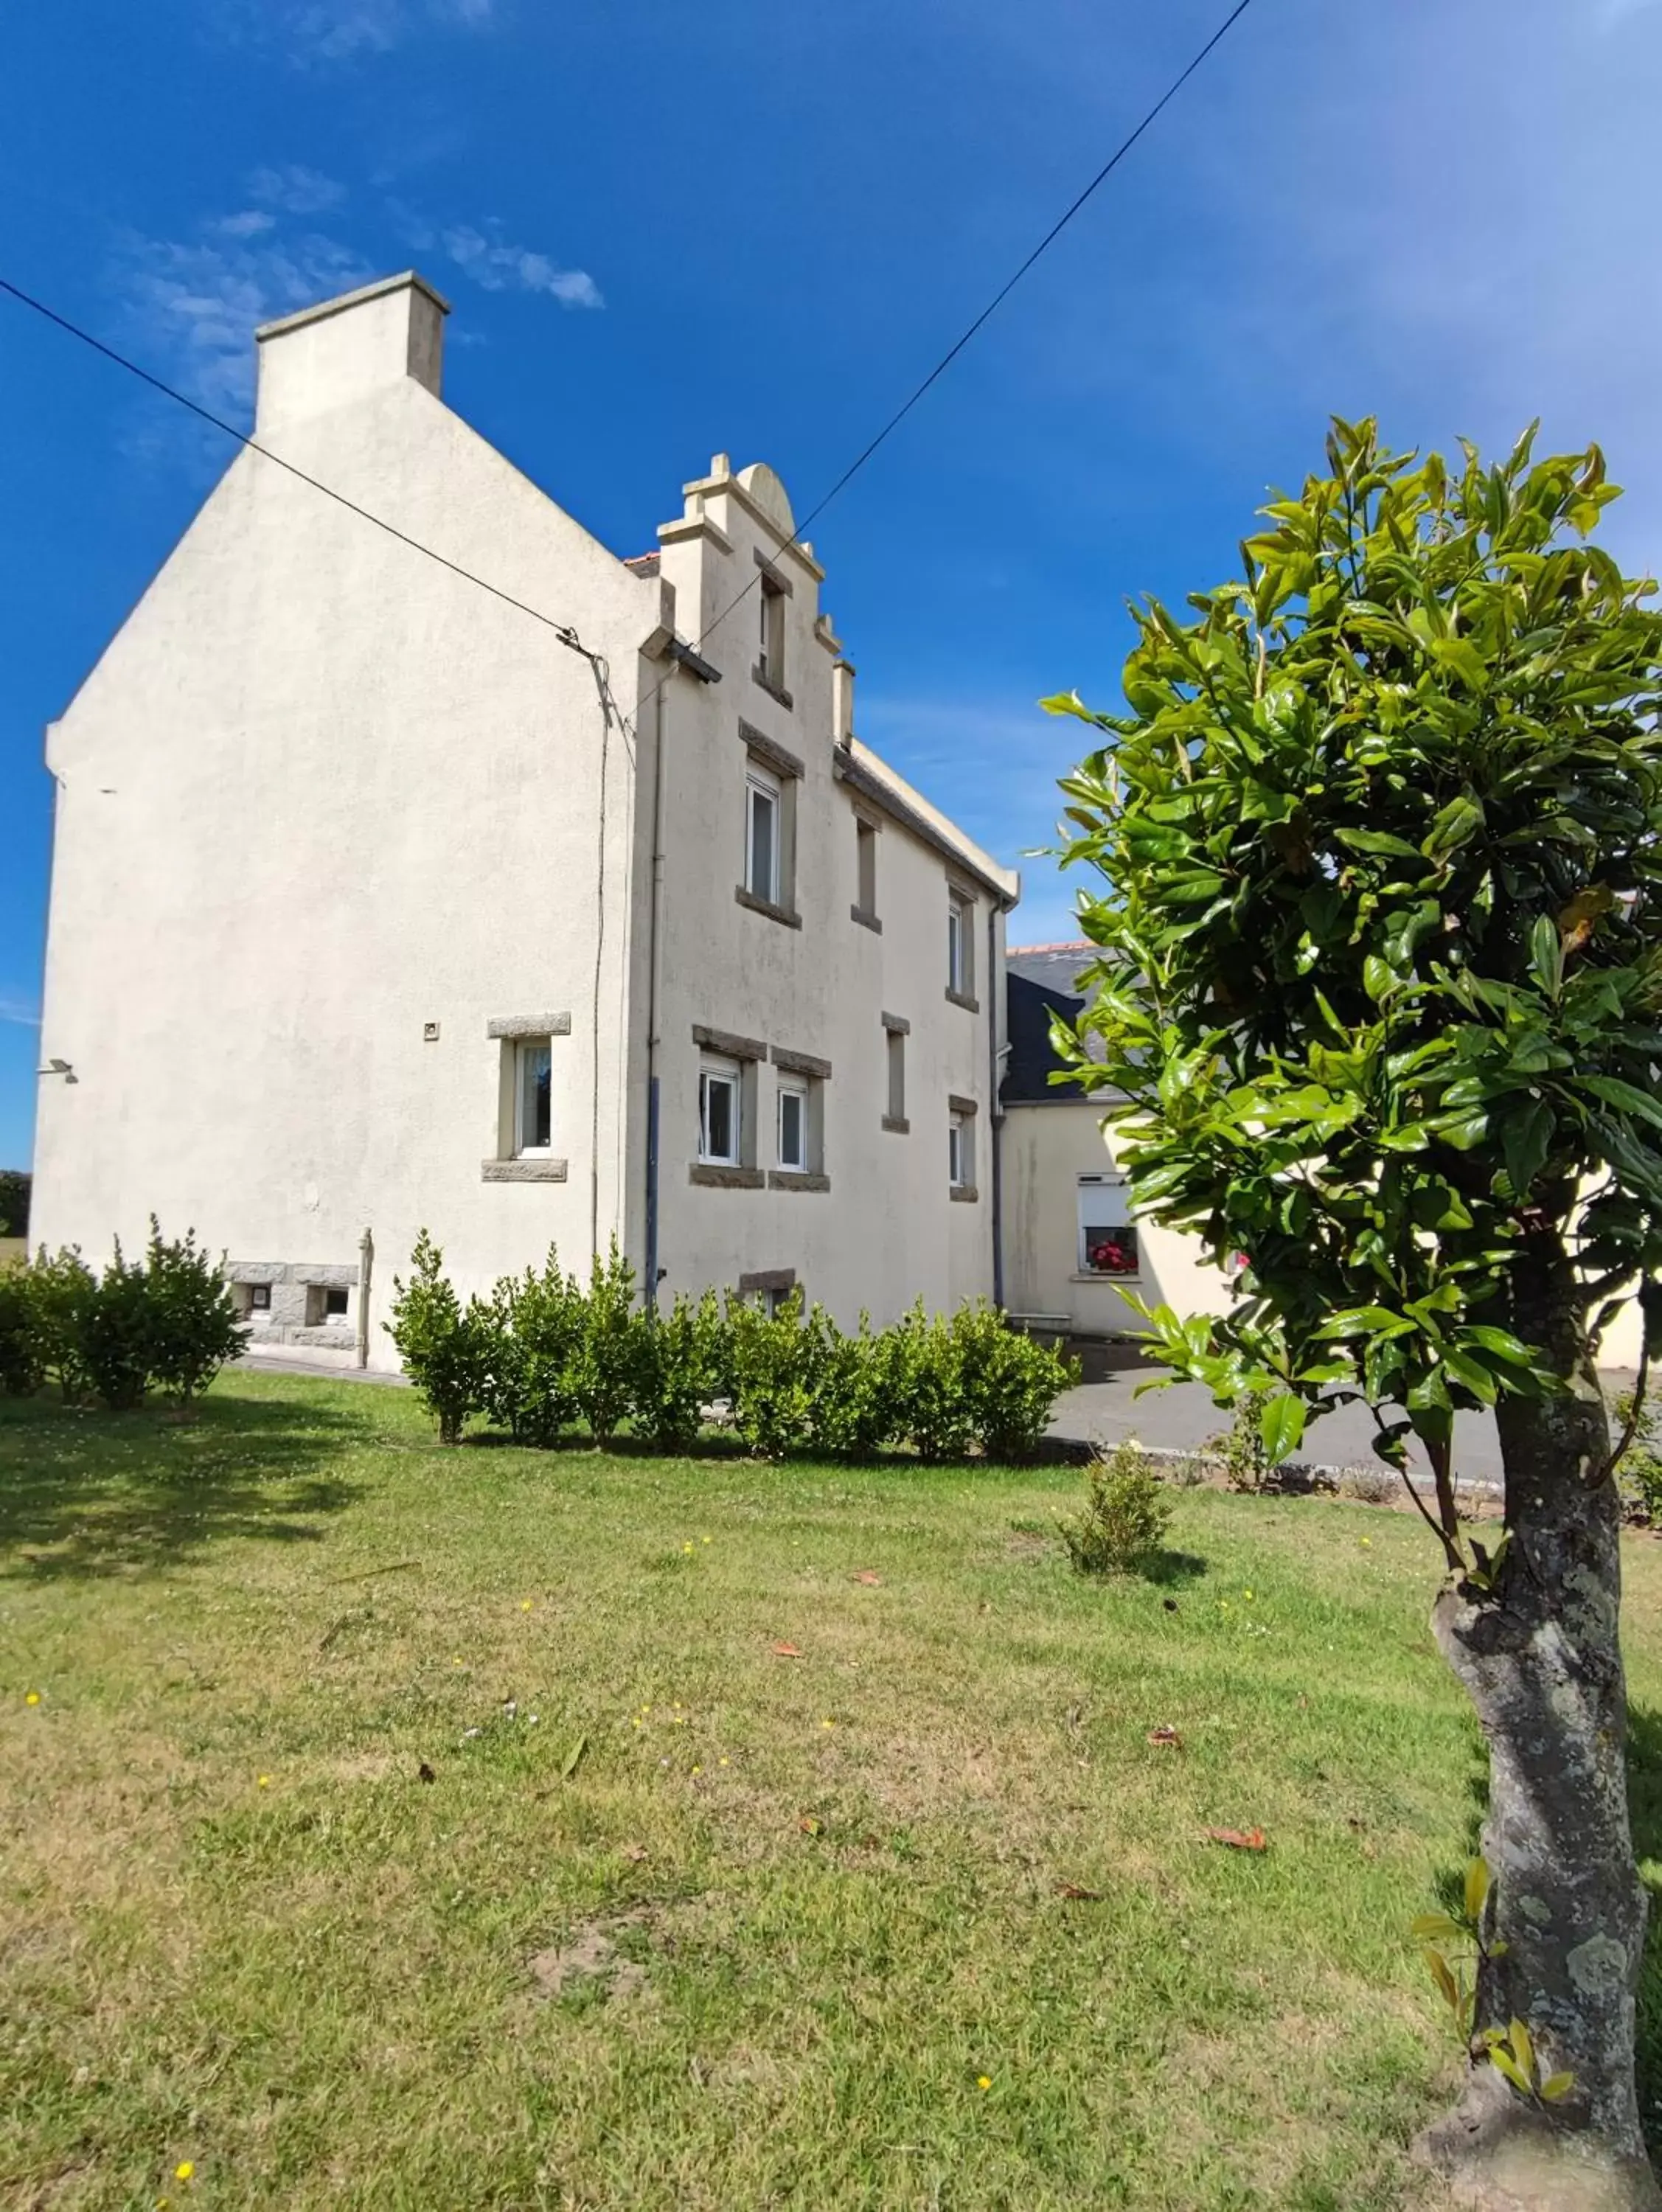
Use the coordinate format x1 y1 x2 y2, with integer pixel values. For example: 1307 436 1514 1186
4 1377 1662 2211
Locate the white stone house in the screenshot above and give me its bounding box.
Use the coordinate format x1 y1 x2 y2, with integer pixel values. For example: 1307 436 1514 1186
31 272 1019 1369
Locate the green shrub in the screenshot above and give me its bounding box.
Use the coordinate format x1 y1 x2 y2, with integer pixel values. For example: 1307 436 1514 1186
481 1249 585 1444
633 1290 726 1452
1207 1388 1276 1492
0 1168 29 1240
386 1230 490 1444
726 1289 813 1458
142 1219 248 1409
80 1239 156 1412
890 1301 976 1463
953 1303 1077 1461
0 1266 43 1397
1060 1442 1174 1576
803 1307 899 1458
28 1247 96 1402
570 1241 644 1446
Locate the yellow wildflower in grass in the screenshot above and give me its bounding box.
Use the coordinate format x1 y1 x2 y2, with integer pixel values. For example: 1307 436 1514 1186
692 1764 702 1775
701 1535 712 1545
520 1600 533 1612
24 1691 41 1706
1360 1537 1373 1549
719 1757 730 1767
257 1775 271 1788
682 1542 695 1554
976 2075 992 2092
821 1719 835 1730
1243 1589 1254 1601
174 2162 195 2181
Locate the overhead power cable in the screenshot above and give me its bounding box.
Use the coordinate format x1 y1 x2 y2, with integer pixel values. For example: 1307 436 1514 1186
0 0 1257 696
630 0 1260 724
0 274 599 664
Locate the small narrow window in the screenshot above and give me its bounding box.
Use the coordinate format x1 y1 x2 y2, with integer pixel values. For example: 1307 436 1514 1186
856 818 877 916
948 891 973 996
248 1283 271 1312
699 1058 742 1165
1078 1175 1138 1276
777 1079 807 1171
745 765 782 906
757 577 785 688
515 1039 552 1155
949 1111 972 1189
886 1029 905 1124
324 1286 350 1320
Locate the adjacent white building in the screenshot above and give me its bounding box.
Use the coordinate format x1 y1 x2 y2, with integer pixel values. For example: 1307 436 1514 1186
31 272 1019 1369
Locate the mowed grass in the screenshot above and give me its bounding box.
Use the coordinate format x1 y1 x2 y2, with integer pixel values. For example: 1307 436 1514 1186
4 1380 1662 2211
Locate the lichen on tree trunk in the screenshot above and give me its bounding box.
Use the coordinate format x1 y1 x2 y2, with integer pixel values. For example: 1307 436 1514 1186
1419 1241 1660 2211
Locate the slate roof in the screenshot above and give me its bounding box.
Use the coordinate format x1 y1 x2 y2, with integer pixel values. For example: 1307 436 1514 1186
1003 942 1099 1105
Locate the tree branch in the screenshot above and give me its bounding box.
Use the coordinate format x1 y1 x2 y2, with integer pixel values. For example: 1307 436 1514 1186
1590 1335 1649 1489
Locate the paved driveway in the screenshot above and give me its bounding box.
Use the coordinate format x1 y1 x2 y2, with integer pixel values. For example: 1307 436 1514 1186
1048 1366 1642 1488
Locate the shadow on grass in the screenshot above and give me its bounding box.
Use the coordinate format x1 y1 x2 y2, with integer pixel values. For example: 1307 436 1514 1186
1627 1705 1662 2143
0 1388 369 1582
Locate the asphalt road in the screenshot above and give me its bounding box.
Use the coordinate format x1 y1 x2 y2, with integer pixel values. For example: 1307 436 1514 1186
1047 1367 1643 1487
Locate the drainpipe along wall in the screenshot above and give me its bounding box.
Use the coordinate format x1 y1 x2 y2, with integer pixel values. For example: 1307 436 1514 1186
988 902 1006 1310
643 666 670 1313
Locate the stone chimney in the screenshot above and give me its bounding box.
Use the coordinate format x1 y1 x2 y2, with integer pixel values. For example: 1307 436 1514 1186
254 271 449 432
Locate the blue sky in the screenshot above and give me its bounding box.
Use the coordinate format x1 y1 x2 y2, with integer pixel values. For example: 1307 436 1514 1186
4 0 1662 1173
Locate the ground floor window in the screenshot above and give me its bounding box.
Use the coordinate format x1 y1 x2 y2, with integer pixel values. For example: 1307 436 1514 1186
515 1039 552 1155
699 1058 742 1165
777 1078 807 1171
1078 1174 1138 1276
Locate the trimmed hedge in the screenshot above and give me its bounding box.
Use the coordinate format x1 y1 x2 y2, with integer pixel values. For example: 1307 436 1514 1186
0 1222 247 1411
388 1234 1077 1461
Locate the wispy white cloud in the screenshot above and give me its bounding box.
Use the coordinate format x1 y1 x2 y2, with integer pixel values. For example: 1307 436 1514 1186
390 204 603 309
247 163 346 215
0 995 41 1029
439 224 602 308
114 223 375 419
213 0 496 64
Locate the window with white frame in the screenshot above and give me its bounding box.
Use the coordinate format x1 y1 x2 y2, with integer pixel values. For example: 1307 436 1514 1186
948 888 974 998
1078 1173 1138 1276
776 1077 808 1172
745 764 782 907
515 1038 552 1155
699 1057 742 1166
948 1110 972 1189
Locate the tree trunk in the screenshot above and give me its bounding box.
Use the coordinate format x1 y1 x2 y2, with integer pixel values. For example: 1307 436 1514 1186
1419 1237 1660 2211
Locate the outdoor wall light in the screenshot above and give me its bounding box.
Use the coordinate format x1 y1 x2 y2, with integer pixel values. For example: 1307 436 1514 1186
37 1057 77 1082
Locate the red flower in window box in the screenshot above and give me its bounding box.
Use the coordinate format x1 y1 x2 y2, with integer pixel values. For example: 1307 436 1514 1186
1088 1235 1138 1276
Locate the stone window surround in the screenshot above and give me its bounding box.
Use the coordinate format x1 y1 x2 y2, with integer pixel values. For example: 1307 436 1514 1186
946 879 979 1012
689 1026 832 1192
851 799 882 933
484 1012 571 1182
754 554 793 709
881 1012 909 1133
736 720 804 929
739 1265 802 1315
227 1258 360 1349
949 1092 980 1202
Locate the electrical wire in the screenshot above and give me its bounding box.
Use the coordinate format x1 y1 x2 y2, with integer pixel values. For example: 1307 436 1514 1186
0 0 1256 706
626 0 1259 728
0 274 601 667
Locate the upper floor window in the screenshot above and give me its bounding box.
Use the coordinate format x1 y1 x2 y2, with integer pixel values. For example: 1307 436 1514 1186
515 1038 552 1155
745 765 782 907
776 1077 807 1171
948 1110 971 1189
855 818 878 922
757 575 786 691
699 1057 742 1166
947 888 976 1004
